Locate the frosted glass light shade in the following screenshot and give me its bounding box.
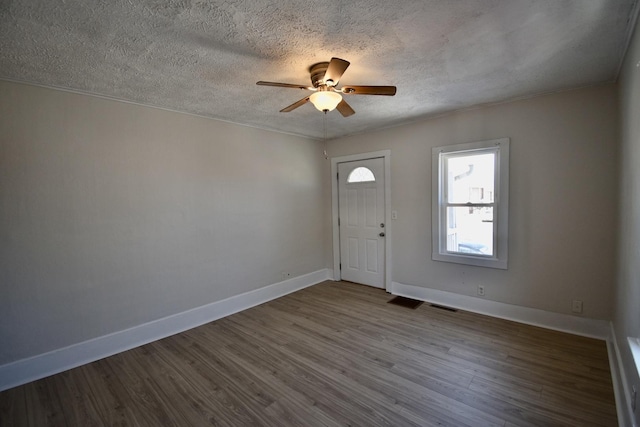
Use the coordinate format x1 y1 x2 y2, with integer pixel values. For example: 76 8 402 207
309 91 342 112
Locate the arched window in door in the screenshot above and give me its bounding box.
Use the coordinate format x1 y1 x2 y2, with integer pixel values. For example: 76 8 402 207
347 167 375 183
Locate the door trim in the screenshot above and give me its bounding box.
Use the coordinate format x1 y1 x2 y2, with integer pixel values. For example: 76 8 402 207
331 150 391 291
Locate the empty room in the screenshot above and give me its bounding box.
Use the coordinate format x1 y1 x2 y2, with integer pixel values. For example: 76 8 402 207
2 0 640 426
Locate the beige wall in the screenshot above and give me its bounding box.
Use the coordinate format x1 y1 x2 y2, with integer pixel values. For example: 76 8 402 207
614 14 640 427
0 73 622 374
327 84 618 320
0 81 326 365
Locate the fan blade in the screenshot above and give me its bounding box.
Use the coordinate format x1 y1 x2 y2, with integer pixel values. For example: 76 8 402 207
341 85 397 96
336 99 355 117
257 81 314 90
324 58 350 86
280 96 311 112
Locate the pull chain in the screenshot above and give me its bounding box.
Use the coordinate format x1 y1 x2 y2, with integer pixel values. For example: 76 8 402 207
323 111 328 160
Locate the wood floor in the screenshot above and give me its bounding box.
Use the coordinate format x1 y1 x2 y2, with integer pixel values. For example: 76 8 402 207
0 281 617 426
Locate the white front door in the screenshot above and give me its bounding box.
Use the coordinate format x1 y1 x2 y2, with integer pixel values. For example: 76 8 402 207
338 158 385 288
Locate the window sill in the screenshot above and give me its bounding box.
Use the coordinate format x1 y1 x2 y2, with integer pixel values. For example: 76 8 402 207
432 252 508 270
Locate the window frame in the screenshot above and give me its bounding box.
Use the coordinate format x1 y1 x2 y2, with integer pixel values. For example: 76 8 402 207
432 138 510 269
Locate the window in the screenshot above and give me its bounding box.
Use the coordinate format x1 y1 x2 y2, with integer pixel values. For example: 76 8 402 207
347 167 376 183
432 138 510 269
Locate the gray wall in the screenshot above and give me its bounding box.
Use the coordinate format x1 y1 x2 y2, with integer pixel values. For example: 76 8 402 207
327 84 618 320
0 81 327 365
614 15 640 427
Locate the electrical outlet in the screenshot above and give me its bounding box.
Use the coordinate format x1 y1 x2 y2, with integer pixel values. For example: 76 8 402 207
571 300 583 313
282 272 292 280
391 210 398 220
477 285 485 296
632 385 637 412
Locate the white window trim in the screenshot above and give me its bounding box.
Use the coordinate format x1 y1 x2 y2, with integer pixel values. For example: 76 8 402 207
431 138 510 269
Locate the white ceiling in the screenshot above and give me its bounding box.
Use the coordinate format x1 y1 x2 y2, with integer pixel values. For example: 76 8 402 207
0 0 637 139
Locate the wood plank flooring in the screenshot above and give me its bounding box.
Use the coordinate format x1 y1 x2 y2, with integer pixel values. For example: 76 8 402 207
0 281 617 426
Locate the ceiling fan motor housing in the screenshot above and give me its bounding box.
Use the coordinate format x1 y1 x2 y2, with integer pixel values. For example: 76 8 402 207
309 62 330 88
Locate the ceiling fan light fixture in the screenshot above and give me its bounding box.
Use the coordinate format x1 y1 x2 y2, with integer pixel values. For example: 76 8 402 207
309 91 342 112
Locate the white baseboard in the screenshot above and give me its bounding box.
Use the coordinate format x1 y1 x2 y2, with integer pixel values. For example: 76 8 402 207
391 281 610 340
609 324 635 427
0 269 332 392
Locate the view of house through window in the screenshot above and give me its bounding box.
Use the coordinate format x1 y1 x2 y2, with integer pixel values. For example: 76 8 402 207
446 152 495 256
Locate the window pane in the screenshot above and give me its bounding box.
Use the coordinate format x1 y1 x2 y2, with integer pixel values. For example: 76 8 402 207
447 153 495 203
347 167 375 183
446 206 494 256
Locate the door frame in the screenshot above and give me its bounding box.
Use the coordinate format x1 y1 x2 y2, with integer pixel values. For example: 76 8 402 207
331 150 392 291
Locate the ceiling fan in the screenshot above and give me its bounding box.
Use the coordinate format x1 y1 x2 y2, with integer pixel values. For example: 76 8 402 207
257 57 396 117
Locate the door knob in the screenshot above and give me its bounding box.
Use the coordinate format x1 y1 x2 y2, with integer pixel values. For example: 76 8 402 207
379 232 385 237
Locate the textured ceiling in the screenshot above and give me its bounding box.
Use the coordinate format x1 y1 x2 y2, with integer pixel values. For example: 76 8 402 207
0 0 637 139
